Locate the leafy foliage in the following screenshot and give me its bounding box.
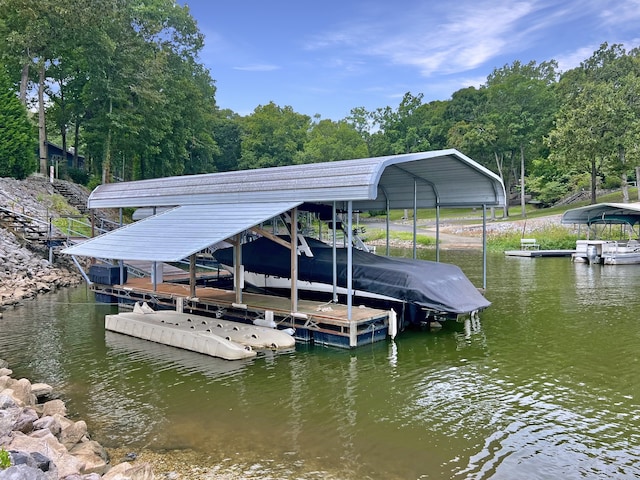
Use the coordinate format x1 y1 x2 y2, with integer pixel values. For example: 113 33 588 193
0 66 36 178
0 448 9 469
239 102 311 169
295 119 368 164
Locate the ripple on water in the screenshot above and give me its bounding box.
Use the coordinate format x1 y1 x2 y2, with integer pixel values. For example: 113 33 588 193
446 370 640 479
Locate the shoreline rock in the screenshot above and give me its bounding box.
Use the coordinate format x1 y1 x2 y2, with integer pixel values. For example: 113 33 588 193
0 176 85 308
0 228 83 308
0 360 154 480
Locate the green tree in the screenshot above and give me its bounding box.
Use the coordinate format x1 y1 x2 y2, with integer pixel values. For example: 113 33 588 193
75 0 208 182
0 67 36 178
212 109 242 172
295 118 368 164
345 106 374 154
367 92 431 157
239 102 311 169
414 99 449 151
548 43 640 203
483 60 559 216
0 0 60 174
443 87 493 166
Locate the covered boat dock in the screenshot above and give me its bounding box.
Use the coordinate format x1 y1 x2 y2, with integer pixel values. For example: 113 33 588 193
561 202 640 264
63 149 506 348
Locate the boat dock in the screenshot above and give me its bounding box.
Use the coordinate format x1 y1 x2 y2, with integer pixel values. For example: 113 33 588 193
504 249 575 258
62 150 506 351
92 276 390 349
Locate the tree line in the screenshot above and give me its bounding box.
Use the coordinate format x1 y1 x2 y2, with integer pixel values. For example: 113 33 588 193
2 0 640 210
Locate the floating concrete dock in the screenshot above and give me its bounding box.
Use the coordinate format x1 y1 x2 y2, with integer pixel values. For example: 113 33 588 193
106 306 258 360
105 302 297 360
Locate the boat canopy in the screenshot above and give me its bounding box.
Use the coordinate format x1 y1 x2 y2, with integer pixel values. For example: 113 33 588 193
561 202 640 226
62 201 301 261
86 149 506 211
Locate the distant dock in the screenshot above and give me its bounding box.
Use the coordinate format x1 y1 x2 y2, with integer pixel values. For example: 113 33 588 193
504 249 575 258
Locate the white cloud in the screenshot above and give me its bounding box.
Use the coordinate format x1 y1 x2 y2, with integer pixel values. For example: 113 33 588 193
233 64 280 72
599 0 640 25
554 45 597 73
306 0 539 77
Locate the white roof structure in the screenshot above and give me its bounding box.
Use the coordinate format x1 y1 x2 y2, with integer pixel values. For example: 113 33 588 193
63 149 505 262
87 149 506 210
62 202 300 261
561 202 640 225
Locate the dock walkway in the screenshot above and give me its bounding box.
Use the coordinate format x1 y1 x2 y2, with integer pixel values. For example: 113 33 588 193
504 249 575 258
92 277 390 348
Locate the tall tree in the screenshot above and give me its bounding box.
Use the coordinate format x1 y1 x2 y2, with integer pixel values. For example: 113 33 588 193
0 67 36 178
295 118 368 164
212 109 242 172
239 102 311 169
548 43 640 203
483 60 559 216
0 0 61 174
367 92 431 157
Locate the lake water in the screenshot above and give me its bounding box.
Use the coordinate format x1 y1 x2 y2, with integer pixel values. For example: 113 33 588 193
1 251 639 479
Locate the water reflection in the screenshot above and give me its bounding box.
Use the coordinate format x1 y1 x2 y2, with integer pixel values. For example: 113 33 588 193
1 255 640 478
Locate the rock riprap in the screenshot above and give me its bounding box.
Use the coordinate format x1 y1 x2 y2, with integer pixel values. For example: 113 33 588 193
0 228 82 307
0 360 154 480
0 176 86 307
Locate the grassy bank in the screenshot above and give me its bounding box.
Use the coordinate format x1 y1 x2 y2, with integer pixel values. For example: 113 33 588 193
362 229 437 247
486 225 581 252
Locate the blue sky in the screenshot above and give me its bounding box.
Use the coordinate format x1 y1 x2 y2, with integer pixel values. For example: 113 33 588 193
179 0 640 120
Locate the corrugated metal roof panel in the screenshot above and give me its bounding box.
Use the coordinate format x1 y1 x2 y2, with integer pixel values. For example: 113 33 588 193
62 201 301 261
87 149 506 209
561 202 640 225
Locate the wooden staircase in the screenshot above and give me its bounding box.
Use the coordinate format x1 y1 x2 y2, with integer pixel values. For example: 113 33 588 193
0 206 51 245
52 180 88 214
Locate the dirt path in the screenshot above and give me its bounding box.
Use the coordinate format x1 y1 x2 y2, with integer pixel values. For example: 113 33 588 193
363 214 566 249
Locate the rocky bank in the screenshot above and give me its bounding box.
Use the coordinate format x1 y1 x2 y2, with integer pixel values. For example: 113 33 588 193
0 176 84 308
0 359 154 480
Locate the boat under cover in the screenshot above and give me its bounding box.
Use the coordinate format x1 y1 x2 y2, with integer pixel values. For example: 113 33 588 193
213 236 490 328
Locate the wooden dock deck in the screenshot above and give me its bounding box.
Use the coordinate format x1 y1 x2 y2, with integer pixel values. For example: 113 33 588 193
92 277 390 349
504 249 575 258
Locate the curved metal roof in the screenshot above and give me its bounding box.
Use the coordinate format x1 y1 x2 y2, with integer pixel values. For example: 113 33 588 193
561 202 640 225
88 149 506 210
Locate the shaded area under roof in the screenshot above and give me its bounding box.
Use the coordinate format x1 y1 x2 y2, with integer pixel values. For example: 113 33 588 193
87 149 506 210
561 202 640 225
62 201 301 262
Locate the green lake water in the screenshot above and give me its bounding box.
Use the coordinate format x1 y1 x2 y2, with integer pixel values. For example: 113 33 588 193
1 251 639 479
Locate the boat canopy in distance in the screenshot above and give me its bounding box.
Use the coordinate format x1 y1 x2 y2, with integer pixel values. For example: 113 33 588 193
87 149 506 211
561 202 640 226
